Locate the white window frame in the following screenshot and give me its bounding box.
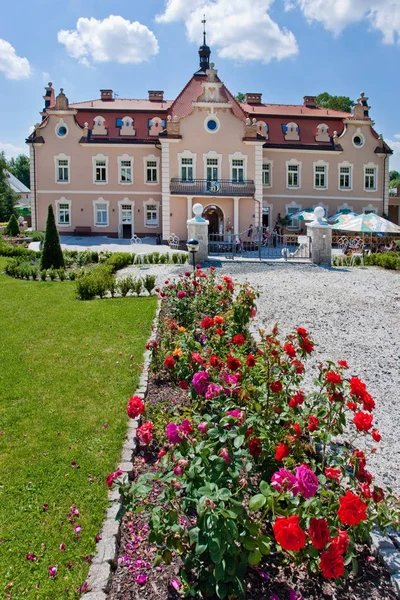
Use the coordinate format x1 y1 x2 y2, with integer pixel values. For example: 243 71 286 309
363 203 378 214
352 130 365 148
337 203 353 212
144 154 160 185
118 154 134 185
203 151 222 181
54 153 70 184
229 152 248 183
286 159 301 189
285 201 302 230
364 162 378 192
93 154 109 185
93 198 109 227
55 119 69 139
338 161 353 191
262 161 272 187
313 160 328 190
143 199 160 228
178 150 197 182
55 198 72 227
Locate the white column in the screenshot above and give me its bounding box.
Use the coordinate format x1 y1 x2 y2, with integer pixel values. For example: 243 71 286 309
254 144 263 227
160 140 171 240
187 196 193 221
29 146 36 230
233 197 239 234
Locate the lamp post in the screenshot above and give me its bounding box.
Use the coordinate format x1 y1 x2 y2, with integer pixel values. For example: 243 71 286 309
186 238 199 270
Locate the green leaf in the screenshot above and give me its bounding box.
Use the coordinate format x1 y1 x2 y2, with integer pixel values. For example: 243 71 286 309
216 581 228 599
249 494 266 511
219 488 231 501
243 536 257 551
351 558 359 575
234 435 244 449
248 549 262 565
214 561 225 582
318 474 327 485
195 543 207 556
260 480 270 497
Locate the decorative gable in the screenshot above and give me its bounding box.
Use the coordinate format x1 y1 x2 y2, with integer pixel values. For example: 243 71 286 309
92 116 107 135
283 122 300 141
120 117 135 136
315 123 330 142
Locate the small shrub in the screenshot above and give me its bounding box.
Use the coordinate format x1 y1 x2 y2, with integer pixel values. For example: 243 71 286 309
105 252 133 272
4 258 19 276
132 277 143 296
172 252 179 264
75 275 97 300
64 250 78 260
108 275 117 297
90 251 99 263
48 268 56 281
57 268 66 281
147 253 154 264
29 231 45 242
152 252 160 264
40 204 64 270
160 254 167 264
5 214 19 237
30 267 39 280
118 276 133 297
40 270 47 281
179 252 188 264
143 274 156 295
76 250 92 266
68 271 76 281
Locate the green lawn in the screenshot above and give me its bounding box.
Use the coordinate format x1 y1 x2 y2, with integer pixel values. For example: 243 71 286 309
0 258 157 599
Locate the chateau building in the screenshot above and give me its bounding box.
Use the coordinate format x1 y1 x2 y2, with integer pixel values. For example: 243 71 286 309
27 32 392 240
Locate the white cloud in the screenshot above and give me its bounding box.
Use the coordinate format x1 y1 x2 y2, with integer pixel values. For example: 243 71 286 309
284 2 296 12
57 15 159 66
156 0 298 63
0 39 31 80
0 142 27 159
294 0 400 43
387 137 400 172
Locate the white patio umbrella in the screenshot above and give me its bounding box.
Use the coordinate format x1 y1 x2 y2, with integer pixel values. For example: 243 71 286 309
335 213 400 234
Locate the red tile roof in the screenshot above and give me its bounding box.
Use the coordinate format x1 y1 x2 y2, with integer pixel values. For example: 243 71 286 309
240 103 351 118
70 99 173 111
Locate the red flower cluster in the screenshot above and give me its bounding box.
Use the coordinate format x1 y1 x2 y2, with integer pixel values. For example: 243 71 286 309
337 490 367 526
227 356 241 371
353 411 373 431
307 415 319 432
232 334 245 346
246 354 256 367
308 517 331 550
127 396 145 419
248 437 262 457
164 355 175 369
338 360 349 369
319 529 349 578
325 371 342 385
270 381 283 394
191 352 205 365
289 390 305 408
325 467 342 483
201 317 215 330
299 337 314 354
273 515 306 551
296 327 308 337
136 421 154 446
291 360 305 374
214 315 224 325
283 343 296 358
275 442 290 461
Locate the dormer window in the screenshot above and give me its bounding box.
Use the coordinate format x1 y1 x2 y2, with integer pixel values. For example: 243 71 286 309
316 123 330 143
119 117 135 136
149 117 166 136
256 121 269 139
283 122 300 141
92 116 107 135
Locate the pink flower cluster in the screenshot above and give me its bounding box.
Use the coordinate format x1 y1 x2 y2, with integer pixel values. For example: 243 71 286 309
166 419 193 445
271 465 318 499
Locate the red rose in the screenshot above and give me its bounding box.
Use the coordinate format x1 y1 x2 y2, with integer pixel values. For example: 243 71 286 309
215 328 224 336
270 381 283 394
289 391 305 407
330 530 349 555
291 360 304 374
300 337 314 354
164 355 175 369
179 380 189 390
296 327 308 337
273 515 306 552
371 429 381 442
275 442 290 462
136 421 154 446
232 334 245 346
337 490 367 526
191 352 204 365
106 469 124 489
353 411 373 432
214 315 224 325
227 356 241 371
372 487 385 503
359 482 372 498
210 355 221 368
201 317 214 330
284 343 296 358
329 392 344 404
347 401 357 411
325 467 342 483
308 517 331 550
325 372 342 385
337 360 349 369
246 354 256 367
361 392 375 412
127 396 145 419
320 547 345 578
248 438 262 457
349 376 367 397
291 423 301 438
307 415 319 432
356 467 372 484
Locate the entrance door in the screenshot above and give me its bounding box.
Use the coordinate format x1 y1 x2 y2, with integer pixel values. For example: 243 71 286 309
120 204 133 239
203 205 223 236
262 207 269 229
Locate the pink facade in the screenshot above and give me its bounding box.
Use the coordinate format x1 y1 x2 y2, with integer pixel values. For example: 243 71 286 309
27 42 392 240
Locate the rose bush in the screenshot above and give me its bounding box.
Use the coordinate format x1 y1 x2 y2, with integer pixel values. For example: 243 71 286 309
114 268 399 599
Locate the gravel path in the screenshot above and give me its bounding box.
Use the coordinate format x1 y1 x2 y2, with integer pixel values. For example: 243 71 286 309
120 261 400 492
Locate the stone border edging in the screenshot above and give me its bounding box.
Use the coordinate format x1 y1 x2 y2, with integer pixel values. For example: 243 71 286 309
370 527 400 597
81 300 161 600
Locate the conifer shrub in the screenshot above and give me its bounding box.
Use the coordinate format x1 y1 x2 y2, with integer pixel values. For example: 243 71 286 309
40 205 64 270
5 214 19 237
143 274 156 295
132 277 143 296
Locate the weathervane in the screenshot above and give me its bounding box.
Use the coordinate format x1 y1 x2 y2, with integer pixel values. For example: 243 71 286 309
202 14 206 45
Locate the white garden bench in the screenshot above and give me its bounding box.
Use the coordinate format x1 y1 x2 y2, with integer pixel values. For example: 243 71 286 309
168 234 180 250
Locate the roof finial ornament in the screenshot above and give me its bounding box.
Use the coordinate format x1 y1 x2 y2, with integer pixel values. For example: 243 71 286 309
202 14 207 46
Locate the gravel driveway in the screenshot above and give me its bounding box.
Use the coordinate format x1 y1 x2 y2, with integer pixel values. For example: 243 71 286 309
120 260 400 492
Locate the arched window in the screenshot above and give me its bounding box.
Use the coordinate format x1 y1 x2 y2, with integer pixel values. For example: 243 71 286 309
92 116 107 135
283 122 300 141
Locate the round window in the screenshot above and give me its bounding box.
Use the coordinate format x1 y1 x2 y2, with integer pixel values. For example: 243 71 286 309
207 119 218 131
57 125 68 137
353 134 364 147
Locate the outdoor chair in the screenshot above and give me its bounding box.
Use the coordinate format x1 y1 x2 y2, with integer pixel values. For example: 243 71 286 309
130 234 142 244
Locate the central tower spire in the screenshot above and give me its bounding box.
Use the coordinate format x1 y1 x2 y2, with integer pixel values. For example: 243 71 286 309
195 14 211 75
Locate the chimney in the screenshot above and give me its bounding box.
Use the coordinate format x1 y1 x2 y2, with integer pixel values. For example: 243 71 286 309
43 82 55 111
100 89 114 102
245 93 262 105
303 96 317 108
148 90 164 102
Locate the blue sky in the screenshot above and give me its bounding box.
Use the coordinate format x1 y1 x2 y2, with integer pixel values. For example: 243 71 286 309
1 0 400 170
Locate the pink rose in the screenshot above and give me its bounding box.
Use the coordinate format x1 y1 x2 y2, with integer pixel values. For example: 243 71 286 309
295 464 319 499
205 383 222 400
198 422 208 434
271 468 299 495
166 423 183 445
226 409 245 425
220 448 230 464
192 371 210 395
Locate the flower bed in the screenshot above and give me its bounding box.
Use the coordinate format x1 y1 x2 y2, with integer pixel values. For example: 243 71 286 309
108 268 400 600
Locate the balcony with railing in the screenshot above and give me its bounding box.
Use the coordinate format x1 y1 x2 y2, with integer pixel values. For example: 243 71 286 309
170 178 256 197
